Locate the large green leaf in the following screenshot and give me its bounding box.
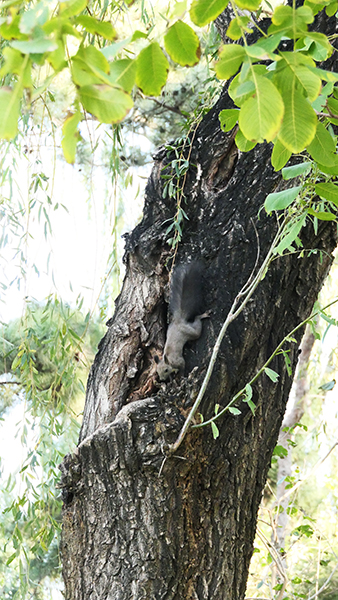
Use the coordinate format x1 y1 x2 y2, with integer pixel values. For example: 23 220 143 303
315 182 338 206
164 20 200 67
75 16 117 40
268 4 314 36
190 0 228 27
0 86 21 139
277 87 316 152
239 76 284 142
72 45 111 86
10 37 58 54
79 85 133 123
265 186 301 213
59 0 87 18
108 59 136 93
0 47 32 87
136 43 169 96
215 45 246 80
276 53 321 102
61 111 82 164
307 121 336 166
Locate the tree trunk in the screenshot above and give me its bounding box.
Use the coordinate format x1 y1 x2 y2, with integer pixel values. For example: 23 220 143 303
60 11 338 600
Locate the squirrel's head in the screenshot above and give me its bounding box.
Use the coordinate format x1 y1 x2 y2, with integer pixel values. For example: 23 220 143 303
154 355 177 381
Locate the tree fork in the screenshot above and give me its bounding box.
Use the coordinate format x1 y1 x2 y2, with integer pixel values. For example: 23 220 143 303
61 13 338 600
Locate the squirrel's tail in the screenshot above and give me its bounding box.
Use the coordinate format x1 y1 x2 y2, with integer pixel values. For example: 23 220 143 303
170 262 204 322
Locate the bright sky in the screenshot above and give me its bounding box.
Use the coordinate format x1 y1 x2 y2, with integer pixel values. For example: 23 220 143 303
0 126 151 323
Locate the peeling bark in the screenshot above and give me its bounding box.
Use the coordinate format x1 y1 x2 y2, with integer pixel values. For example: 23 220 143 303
61 11 338 600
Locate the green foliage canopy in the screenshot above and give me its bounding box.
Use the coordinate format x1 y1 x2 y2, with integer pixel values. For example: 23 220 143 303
0 0 338 169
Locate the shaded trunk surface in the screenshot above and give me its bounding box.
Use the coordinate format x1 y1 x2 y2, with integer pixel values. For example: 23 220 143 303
61 11 338 600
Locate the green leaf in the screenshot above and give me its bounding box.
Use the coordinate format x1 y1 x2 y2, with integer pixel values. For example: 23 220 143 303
282 161 312 180
235 128 256 152
274 213 307 254
48 39 67 71
271 139 291 171
20 1 49 34
273 444 288 458
226 17 252 41
211 421 220 439
59 0 88 18
190 0 228 27
265 186 301 213
315 181 338 206
236 0 261 9
219 108 239 132
308 208 336 220
72 45 111 86
164 20 200 67
307 122 336 166
215 44 246 80
79 84 133 123
239 75 284 142
229 76 256 107
264 367 280 382
228 406 241 415
244 383 253 402
0 47 32 87
278 89 317 153
61 111 82 164
269 5 314 36
75 15 117 40
247 399 256 415
0 85 21 139
10 37 58 54
136 42 169 96
108 59 136 93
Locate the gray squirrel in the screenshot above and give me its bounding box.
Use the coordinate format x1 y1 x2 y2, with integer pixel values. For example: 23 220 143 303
155 262 208 381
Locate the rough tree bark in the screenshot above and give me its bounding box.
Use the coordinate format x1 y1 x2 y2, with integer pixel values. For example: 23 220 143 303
60 10 338 600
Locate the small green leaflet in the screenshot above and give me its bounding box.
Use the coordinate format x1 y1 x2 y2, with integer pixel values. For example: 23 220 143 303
264 186 301 213
136 43 169 96
315 181 338 206
190 0 228 27
264 367 280 382
235 128 256 152
308 208 336 221
0 85 21 139
274 213 307 255
271 139 291 171
282 162 312 180
164 20 200 67
219 109 239 132
319 379 336 391
228 406 241 415
307 122 337 167
211 421 220 439
273 445 288 458
61 111 82 164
